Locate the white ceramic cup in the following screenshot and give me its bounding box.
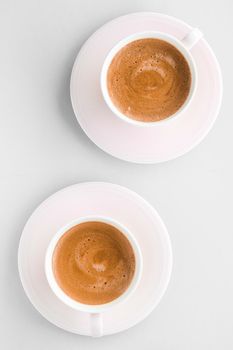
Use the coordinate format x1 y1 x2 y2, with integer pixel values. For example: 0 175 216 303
45 216 143 337
100 28 203 126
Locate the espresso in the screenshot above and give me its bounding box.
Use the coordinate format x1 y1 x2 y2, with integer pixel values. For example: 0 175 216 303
52 221 135 305
107 38 191 122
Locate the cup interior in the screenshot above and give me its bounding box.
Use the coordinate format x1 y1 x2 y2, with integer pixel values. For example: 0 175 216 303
100 31 197 126
45 216 143 313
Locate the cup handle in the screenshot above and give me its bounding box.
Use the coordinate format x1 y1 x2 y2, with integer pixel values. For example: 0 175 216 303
90 313 103 337
181 28 203 50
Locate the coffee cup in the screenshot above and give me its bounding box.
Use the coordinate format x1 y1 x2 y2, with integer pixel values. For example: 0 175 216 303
100 28 202 126
45 216 143 337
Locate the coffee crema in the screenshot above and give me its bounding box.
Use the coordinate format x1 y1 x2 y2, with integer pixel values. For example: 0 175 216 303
52 221 135 305
107 38 191 122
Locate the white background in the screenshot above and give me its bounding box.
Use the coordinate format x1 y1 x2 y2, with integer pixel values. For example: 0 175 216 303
0 0 232 348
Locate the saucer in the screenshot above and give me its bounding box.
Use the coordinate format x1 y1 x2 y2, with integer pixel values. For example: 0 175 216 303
18 182 172 336
70 12 222 164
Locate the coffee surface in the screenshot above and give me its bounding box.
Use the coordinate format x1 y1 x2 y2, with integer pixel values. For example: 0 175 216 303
107 38 191 122
53 221 135 305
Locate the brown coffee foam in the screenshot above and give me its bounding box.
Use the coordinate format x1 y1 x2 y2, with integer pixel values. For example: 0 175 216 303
52 222 135 305
107 38 191 122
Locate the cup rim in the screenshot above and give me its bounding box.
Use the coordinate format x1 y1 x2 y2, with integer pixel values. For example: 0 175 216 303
100 30 198 127
45 216 143 313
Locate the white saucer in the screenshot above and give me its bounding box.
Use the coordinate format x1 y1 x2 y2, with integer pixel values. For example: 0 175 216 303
18 182 172 336
70 12 222 164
